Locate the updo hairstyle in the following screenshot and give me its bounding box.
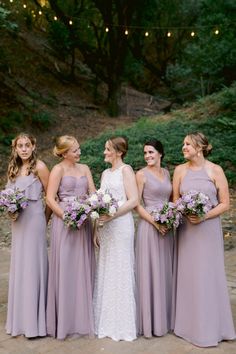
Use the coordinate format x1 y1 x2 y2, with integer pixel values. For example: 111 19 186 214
187 132 212 157
108 136 128 160
53 135 78 158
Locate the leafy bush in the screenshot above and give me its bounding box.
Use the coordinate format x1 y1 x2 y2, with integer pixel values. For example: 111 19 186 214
31 111 54 129
47 21 72 61
0 111 24 132
81 86 236 186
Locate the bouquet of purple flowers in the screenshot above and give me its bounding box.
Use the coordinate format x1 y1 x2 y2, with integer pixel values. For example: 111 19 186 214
176 190 212 218
63 198 92 229
0 187 28 216
88 189 119 220
151 201 182 229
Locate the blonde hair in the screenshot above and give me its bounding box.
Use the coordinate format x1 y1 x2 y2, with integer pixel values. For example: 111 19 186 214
187 132 213 157
108 136 128 160
7 133 37 181
53 135 78 157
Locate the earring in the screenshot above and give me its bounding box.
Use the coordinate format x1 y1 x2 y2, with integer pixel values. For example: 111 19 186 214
197 152 200 157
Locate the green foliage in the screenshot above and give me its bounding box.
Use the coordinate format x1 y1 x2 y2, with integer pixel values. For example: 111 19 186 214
0 6 18 32
31 111 54 129
0 111 24 132
166 0 236 101
48 21 72 61
216 83 236 110
0 111 25 146
81 85 236 186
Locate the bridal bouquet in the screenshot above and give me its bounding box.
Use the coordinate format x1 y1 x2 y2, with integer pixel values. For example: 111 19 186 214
88 189 119 220
63 198 92 229
176 190 212 218
151 201 182 229
0 187 28 215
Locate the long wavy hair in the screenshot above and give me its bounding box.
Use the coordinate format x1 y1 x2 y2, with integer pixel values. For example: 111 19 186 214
7 133 38 182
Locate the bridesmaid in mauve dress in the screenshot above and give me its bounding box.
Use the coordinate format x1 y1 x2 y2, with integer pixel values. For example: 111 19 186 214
135 139 174 337
46 135 96 340
172 132 236 347
6 133 50 338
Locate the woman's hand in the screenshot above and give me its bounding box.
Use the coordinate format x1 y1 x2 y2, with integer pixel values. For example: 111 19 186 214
8 211 19 221
93 233 100 248
187 214 205 224
98 214 113 226
93 220 100 248
154 222 169 236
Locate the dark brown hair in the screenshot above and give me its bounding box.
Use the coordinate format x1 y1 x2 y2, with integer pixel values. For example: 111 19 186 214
144 138 165 161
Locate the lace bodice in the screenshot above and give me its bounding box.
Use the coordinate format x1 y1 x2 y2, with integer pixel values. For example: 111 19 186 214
101 166 128 205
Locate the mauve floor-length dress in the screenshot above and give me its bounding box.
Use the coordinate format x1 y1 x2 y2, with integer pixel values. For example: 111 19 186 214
6 174 48 337
135 168 174 337
46 175 95 340
173 167 236 347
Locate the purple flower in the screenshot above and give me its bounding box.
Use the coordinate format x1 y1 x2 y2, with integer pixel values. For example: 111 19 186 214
63 197 90 230
151 201 182 229
0 187 28 215
176 190 212 217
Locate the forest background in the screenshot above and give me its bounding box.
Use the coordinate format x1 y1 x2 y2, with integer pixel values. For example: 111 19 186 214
0 0 236 247
0 0 235 183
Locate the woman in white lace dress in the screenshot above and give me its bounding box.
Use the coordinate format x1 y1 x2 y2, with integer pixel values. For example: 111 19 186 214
93 136 138 341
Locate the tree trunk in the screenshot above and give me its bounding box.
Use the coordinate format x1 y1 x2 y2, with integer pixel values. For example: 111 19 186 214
107 80 121 117
69 47 75 79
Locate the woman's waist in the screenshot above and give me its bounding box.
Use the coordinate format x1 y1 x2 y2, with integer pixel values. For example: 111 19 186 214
59 196 78 202
144 201 169 212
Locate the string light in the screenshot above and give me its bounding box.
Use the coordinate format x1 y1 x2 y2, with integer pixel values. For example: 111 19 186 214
5 1 233 39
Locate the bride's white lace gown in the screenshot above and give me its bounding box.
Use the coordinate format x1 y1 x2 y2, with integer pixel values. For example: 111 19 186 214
93 165 137 341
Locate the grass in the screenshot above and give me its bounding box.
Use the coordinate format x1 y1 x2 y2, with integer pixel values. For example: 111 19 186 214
80 84 236 187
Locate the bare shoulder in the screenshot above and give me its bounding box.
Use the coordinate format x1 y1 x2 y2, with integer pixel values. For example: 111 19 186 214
50 163 64 176
206 160 224 176
122 164 134 175
136 168 145 181
136 168 145 178
78 163 90 173
36 159 48 172
174 162 188 175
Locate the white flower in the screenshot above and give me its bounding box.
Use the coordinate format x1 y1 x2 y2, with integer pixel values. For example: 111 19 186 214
90 211 99 220
102 194 112 203
89 194 98 202
97 188 104 194
109 205 117 216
